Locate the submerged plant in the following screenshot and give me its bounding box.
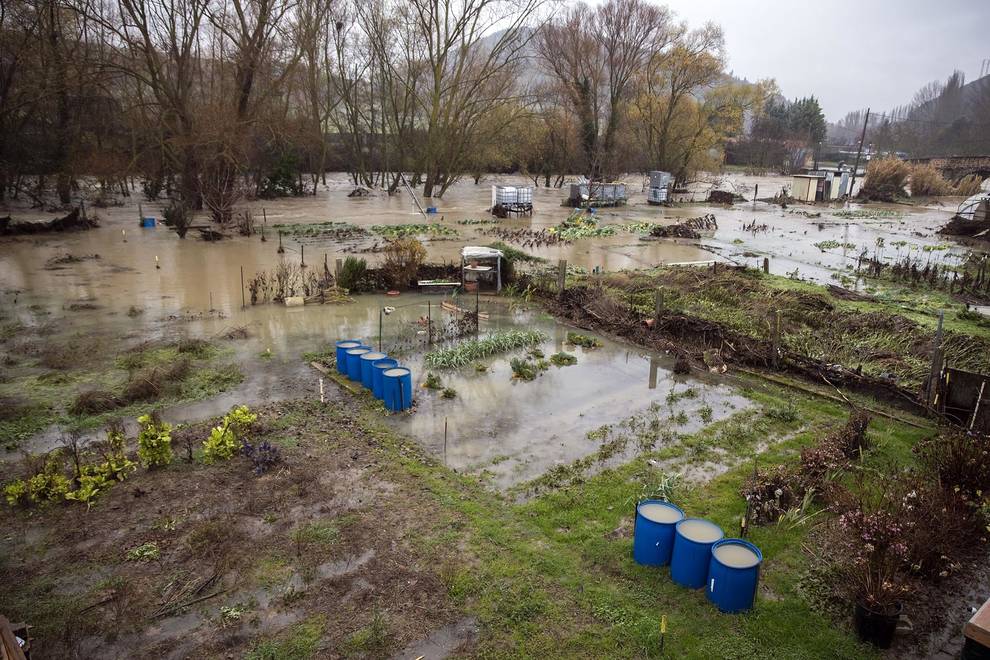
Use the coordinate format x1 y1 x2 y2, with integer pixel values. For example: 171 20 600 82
424 373 443 389
549 351 577 366
565 332 602 349
441 387 457 399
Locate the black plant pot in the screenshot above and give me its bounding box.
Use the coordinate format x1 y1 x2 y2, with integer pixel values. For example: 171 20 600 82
854 600 902 649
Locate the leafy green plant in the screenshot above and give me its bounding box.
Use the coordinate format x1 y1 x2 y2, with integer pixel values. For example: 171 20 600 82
424 330 547 369
64 468 111 508
441 387 457 399
697 405 714 423
566 332 602 348
126 542 160 561
4 479 27 506
203 423 237 464
510 358 543 381
424 373 443 389
226 405 258 437
549 351 577 366
137 412 173 468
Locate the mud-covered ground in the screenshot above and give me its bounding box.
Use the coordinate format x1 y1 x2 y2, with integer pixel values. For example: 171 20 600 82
0 400 472 659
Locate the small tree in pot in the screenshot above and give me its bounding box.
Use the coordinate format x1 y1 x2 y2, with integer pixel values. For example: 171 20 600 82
832 498 911 648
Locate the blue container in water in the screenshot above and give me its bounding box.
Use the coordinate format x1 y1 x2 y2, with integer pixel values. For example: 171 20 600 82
140 217 156 228
426 206 438 214
372 358 398 399
670 518 724 589
383 367 413 412
359 351 386 390
335 340 361 374
632 500 684 566
345 347 370 381
706 539 763 613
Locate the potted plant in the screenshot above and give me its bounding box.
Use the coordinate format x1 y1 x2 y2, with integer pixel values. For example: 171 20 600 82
835 507 911 649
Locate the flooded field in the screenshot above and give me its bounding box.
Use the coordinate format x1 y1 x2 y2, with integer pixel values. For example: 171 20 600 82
0 171 976 474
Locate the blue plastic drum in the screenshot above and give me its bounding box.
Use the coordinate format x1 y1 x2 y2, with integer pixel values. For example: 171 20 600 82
383 367 413 412
335 340 361 374
706 539 763 613
632 500 684 566
372 358 399 399
345 347 370 381
359 352 387 390
670 518 724 589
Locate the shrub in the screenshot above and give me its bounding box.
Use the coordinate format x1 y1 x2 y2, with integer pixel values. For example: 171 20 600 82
829 410 870 459
64 467 112 508
441 387 457 399
509 357 539 381
909 163 953 196
741 464 801 525
137 412 173 468
4 479 27 506
955 174 985 196
914 430 990 505
70 389 120 415
381 238 426 289
163 201 192 239
424 373 443 389
337 256 367 291
859 157 910 201
203 423 238 464
226 405 257 437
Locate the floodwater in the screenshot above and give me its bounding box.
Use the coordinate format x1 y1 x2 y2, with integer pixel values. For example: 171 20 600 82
0 171 979 476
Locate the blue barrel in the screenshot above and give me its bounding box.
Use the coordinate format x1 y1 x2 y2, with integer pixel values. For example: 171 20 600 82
632 500 684 566
383 367 413 412
335 340 361 373
670 518 724 589
359 352 386 390
372 358 398 399
706 539 763 613
140 217 156 228
345 348 369 381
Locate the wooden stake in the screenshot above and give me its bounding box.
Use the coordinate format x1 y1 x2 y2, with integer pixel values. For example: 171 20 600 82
319 378 325 404
926 310 945 408
443 417 448 466
771 310 782 369
557 259 567 298
654 289 663 327
240 266 245 308
762 257 769 274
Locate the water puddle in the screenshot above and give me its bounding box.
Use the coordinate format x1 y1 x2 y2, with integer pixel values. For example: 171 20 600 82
391 616 479 659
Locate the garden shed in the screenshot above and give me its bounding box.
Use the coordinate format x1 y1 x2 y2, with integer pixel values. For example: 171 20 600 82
461 246 503 293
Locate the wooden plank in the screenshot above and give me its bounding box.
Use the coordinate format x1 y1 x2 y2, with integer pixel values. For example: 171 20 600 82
0 615 27 660
965 597 990 648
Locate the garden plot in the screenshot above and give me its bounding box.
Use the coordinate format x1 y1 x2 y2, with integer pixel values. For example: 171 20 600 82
388 310 749 491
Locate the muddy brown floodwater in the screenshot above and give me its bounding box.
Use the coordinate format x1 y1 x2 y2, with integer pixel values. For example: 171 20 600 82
0 171 981 480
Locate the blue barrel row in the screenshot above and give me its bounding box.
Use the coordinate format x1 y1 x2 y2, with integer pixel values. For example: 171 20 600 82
632 499 763 613
334 340 412 412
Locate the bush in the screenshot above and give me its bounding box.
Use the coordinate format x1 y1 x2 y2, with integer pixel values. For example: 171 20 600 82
4 479 27 506
381 238 426 289
955 175 985 196
203 424 238 464
163 201 192 239
549 351 577 366
830 410 870 459
909 163 953 196
70 389 120 415
137 412 173 468
337 257 367 291
741 464 801 525
859 157 911 201
914 430 990 505
203 405 257 464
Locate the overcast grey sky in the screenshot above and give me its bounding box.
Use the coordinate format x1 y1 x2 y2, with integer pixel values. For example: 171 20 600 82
659 0 990 121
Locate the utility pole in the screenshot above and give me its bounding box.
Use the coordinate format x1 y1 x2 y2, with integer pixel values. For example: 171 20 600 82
849 108 870 197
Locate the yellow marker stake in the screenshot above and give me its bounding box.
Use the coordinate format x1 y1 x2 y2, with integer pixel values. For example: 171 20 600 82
660 615 667 634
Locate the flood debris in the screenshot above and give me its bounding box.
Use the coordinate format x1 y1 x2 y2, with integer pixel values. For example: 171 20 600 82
649 214 717 239
0 208 98 236
706 190 744 204
43 253 100 270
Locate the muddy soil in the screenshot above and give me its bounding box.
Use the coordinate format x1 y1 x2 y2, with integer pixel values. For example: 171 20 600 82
0 400 474 659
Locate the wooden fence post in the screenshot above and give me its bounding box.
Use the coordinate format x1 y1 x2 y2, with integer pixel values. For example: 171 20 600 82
557 259 567 298
762 257 770 274
926 310 945 409
654 289 663 327
771 309 782 369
